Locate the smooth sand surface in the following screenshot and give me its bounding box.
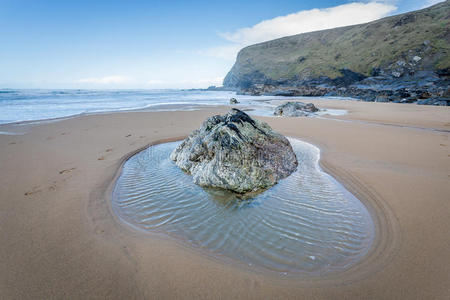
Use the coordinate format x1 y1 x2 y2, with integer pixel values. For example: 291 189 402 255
1 101 449 299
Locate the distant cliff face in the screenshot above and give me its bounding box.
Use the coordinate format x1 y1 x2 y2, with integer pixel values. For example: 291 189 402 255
223 0 450 105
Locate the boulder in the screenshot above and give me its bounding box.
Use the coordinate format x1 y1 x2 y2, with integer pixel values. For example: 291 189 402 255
401 98 417 103
274 101 319 117
419 91 431 99
417 97 449 106
170 109 298 194
229 97 239 104
272 90 296 96
375 95 389 102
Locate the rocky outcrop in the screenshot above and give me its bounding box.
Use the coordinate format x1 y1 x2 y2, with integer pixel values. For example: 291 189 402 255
170 109 298 194
234 70 450 106
274 102 319 117
224 1 450 105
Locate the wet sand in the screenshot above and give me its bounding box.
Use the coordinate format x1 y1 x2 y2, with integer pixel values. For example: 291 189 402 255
0 101 449 299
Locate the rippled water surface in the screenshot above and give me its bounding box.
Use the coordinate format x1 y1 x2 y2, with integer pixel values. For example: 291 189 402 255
112 139 374 275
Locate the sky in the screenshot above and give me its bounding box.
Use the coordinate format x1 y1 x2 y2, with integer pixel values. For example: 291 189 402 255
0 0 445 89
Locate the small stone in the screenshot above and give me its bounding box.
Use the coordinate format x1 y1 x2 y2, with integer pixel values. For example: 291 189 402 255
392 71 402 78
412 56 422 63
229 97 239 104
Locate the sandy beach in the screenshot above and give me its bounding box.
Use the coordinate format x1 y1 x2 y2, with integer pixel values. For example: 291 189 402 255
1 100 449 299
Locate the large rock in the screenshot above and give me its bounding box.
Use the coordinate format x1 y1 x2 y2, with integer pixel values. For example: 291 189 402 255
274 101 319 117
170 109 298 193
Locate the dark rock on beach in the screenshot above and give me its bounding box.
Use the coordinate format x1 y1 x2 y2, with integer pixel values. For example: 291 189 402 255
417 97 450 106
274 102 319 117
229 97 239 104
170 109 298 193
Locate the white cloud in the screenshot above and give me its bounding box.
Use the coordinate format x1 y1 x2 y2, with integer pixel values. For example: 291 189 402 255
73 76 223 89
147 79 168 85
205 1 397 60
178 77 224 86
76 75 130 84
146 77 224 89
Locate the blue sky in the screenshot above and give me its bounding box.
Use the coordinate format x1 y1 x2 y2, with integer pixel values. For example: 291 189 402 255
0 0 444 89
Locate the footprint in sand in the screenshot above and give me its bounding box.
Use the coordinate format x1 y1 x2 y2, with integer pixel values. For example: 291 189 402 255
83 125 99 131
46 137 54 141
98 148 115 160
59 167 76 175
24 186 42 196
125 134 132 137
8 142 16 145
139 135 145 138
95 229 105 235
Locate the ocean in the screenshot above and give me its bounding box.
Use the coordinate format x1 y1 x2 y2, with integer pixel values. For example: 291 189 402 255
0 89 299 125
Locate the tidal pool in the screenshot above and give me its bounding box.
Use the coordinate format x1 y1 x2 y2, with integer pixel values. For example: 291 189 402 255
112 138 374 276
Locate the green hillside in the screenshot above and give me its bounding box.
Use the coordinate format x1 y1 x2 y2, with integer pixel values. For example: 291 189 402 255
224 1 450 87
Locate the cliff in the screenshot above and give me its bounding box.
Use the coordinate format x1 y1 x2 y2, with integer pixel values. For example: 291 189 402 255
224 1 450 105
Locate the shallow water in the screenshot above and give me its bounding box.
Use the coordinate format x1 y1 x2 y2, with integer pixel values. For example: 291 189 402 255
0 89 314 125
112 138 374 276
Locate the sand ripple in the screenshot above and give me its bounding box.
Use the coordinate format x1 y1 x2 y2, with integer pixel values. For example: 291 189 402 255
112 138 374 275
